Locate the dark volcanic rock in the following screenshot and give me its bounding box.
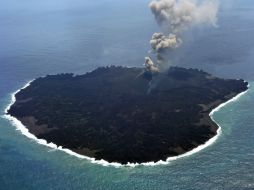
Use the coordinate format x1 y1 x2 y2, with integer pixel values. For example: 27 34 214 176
8 66 248 164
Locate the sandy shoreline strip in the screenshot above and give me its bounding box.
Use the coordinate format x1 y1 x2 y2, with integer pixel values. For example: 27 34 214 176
2 80 250 168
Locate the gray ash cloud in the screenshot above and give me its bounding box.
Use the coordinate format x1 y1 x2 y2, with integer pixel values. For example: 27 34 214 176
145 0 218 72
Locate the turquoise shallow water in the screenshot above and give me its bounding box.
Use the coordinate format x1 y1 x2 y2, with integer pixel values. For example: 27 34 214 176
0 82 253 190
1 0 254 189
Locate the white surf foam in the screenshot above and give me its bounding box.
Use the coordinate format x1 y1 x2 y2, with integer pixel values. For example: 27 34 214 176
2 80 249 168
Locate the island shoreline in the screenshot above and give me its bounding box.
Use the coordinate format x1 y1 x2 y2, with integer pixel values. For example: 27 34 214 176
2 80 250 168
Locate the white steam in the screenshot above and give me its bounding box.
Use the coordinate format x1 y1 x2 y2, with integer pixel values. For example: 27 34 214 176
144 0 218 73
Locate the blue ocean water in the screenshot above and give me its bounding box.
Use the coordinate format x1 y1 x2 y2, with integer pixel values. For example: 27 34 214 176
1 0 254 189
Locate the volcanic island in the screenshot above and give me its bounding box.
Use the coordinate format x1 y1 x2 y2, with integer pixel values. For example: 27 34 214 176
7 66 248 164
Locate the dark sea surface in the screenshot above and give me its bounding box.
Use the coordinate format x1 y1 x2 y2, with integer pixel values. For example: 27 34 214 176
0 0 254 189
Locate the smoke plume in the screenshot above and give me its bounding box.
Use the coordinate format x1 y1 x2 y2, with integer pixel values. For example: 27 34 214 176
144 0 218 72
150 33 181 52
144 57 159 73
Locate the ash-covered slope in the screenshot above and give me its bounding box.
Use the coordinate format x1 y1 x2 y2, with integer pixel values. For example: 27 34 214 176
8 66 248 164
